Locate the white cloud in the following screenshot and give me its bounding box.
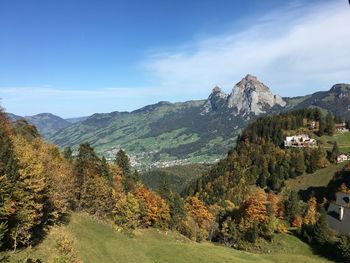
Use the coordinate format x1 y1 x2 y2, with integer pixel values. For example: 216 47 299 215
142 1 350 97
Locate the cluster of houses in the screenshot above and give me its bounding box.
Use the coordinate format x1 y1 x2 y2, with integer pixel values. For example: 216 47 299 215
284 134 317 148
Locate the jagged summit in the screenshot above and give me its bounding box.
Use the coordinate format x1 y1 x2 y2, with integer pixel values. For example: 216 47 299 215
330 83 350 94
202 75 286 116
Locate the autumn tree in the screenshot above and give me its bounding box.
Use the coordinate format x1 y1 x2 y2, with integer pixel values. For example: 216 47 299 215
114 192 140 231
303 197 317 226
134 185 170 229
184 196 215 241
0 110 18 248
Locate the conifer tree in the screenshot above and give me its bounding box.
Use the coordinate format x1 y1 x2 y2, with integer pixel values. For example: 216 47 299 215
330 141 339 163
313 207 332 245
63 146 73 162
158 174 171 202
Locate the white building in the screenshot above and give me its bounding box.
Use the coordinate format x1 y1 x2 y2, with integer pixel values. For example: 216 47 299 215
337 154 349 163
327 192 350 235
284 134 317 148
335 122 349 133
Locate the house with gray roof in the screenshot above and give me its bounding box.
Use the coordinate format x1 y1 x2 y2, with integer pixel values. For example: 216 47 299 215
327 192 350 235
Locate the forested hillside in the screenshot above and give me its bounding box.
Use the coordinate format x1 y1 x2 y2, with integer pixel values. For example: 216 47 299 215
2 105 350 262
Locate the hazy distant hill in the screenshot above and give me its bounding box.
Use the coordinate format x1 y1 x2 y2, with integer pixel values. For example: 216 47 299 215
65 116 89 124
6 112 72 137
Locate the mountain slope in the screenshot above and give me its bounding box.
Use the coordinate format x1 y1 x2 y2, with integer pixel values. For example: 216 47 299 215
25 113 71 137
6 112 72 137
49 75 285 168
286 83 350 118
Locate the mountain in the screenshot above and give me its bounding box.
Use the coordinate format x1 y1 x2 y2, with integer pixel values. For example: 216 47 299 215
10 75 349 168
6 113 23 122
48 75 286 168
25 113 72 137
6 113 72 137
286 83 350 118
202 74 286 116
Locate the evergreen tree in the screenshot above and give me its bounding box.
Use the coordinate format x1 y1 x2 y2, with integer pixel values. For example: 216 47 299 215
114 149 131 177
325 113 335 136
100 156 112 182
158 174 171 202
295 151 305 175
73 143 100 207
330 141 339 163
63 146 73 162
313 208 332 245
114 150 139 192
169 193 186 230
285 190 300 225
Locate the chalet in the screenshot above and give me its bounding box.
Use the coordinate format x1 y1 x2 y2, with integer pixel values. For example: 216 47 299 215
335 122 349 133
337 154 349 163
327 192 350 235
284 134 317 148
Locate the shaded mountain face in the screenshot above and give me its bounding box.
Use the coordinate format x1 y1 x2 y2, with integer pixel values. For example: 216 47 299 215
49 75 286 168
286 83 350 119
25 113 72 137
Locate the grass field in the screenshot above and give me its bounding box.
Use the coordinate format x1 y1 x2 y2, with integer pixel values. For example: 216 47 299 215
285 162 347 191
1 213 334 263
317 132 350 153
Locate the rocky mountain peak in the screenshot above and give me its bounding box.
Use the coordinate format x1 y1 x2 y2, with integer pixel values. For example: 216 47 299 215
330 83 350 92
329 84 350 99
202 75 286 116
211 86 228 99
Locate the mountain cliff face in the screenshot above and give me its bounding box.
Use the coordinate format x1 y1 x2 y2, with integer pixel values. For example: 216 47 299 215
202 75 286 117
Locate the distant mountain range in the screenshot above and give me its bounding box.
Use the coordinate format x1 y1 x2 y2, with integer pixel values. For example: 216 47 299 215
7 75 350 168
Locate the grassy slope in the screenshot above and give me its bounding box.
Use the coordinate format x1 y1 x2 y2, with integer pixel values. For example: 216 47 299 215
3 213 333 263
285 162 347 191
141 163 210 193
312 132 350 153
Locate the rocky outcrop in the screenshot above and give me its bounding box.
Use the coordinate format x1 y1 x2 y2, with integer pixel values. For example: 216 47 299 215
202 74 286 116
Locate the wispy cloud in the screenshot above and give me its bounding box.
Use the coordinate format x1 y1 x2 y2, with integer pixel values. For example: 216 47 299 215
143 1 350 97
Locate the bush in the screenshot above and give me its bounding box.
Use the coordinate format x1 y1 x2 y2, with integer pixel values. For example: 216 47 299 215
337 235 350 261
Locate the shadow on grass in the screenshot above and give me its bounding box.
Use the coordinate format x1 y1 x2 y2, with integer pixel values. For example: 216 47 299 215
290 229 343 263
298 186 328 202
0 213 72 260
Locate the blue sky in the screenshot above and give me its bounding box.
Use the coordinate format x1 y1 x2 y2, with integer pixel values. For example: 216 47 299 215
0 0 349 117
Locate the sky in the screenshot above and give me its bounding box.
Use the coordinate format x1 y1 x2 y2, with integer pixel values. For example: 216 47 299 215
0 0 349 118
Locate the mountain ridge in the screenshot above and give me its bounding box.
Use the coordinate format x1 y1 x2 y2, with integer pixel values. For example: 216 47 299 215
7 76 350 168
